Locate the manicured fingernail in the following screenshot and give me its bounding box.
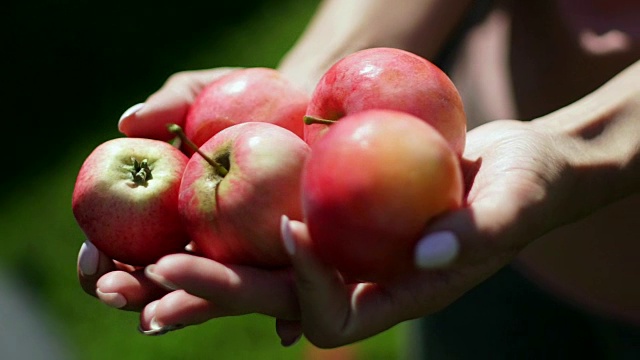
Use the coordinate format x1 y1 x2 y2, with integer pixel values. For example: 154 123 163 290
138 322 184 336
78 241 99 276
281 334 302 347
138 302 184 336
145 265 180 291
415 231 460 269
96 289 127 309
118 103 145 128
280 215 296 256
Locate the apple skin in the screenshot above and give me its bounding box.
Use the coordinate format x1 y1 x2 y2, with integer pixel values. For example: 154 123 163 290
184 67 309 150
179 122 310 268
305 47 466 156
72 137 190 266
302 109 464 283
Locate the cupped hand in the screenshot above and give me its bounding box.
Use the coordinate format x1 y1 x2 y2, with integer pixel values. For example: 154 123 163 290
77 66 304 339
78 68 238 307
78 67 266 321
77 240 299 337
277 118 575 348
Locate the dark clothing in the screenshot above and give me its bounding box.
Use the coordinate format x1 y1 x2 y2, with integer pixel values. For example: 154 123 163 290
407 265 640 359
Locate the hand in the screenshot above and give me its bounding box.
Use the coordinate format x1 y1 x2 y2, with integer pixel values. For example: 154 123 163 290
77 240 300 336
277 118 574 348
77 67 276 321
78 66 305 340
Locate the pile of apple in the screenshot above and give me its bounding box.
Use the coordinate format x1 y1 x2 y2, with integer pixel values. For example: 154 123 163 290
72 47 466 284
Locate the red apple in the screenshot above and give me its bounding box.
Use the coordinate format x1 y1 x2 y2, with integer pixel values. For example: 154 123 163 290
304 47 466 155
177 122 310 267
72 138 190 266
302 109 464 283
184 67 309 150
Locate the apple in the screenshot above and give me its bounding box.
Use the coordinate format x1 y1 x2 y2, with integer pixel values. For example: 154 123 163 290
304 47 466 156
302 109 464 283
184 67 310 151
174 122 310 267
72 137 190 266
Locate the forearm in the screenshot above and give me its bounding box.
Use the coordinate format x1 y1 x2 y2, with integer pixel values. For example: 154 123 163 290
277 0 472 92
535 60 640 222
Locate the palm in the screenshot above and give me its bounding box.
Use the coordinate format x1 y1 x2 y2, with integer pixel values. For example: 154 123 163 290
462 119 565 245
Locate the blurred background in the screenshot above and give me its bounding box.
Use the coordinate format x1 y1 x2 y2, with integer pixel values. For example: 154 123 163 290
2 0 406 359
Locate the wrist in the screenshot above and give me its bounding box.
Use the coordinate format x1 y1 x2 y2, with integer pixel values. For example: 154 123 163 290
532 64 640 220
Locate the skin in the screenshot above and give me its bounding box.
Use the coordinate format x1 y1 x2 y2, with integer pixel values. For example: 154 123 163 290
77 0 639 349
303 109 463 283
179 122 310 268
185 68 309 149
304 47 467 155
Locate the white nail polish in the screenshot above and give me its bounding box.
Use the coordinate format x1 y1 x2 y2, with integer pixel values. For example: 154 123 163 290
118 103 145 126
139 320 184 336
150 317 163 331
78 241 99 276
96 289 127 309
280 215 296 256
414 231 459 269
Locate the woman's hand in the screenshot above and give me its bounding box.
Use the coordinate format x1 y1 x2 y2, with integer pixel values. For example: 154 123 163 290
77 66 306 340
77 68 266 319
77 240 300 336
276 118 575 348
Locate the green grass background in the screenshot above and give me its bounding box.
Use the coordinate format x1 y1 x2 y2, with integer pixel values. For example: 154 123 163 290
2 1 408 358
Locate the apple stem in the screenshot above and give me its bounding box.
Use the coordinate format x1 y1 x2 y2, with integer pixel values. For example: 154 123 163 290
167 124 229 177
303 115 337 126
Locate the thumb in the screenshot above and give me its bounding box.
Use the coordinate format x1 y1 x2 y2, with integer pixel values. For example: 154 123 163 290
414 199 522 271
118 68 237 140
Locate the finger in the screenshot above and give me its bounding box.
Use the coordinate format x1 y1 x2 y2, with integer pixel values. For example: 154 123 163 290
144 253 299 320
280 215 349 329
414 198 523 272
118 68 237 140
281 215 408 348
95 269 167 312
275 318 302 347
77 240 117 297
138 291 220 335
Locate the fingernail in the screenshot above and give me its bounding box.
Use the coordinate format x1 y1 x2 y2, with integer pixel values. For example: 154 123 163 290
96 289 127 309
118 103 145 128
78 241 99 276
138 303 184 336
145 264 180 291
280 215 296 256
415 231 460 269
138 322 184 336
281 334 302 347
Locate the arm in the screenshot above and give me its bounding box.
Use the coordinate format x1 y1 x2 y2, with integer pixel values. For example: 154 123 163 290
536 59 640 223
277 0 473 91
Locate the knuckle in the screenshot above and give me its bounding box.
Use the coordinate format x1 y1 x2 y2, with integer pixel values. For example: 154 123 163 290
164 71 192 87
